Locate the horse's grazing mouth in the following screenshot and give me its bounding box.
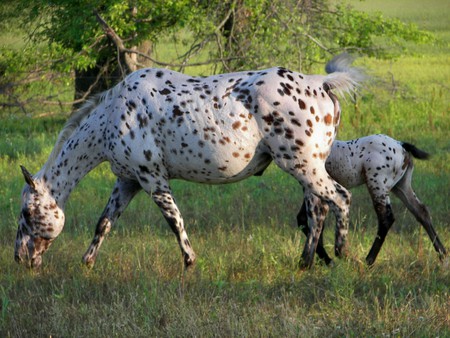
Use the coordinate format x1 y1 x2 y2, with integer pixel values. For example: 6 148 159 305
15 234 53 269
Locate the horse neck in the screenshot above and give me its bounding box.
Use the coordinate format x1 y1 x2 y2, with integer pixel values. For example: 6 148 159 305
39 117 106 208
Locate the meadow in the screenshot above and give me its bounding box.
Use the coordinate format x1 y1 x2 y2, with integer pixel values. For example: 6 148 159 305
1 0 449 336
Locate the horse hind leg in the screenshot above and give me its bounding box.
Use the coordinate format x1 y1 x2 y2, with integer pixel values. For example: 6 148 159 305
331 182 352 258
297 173 351 268
392 169 447 260
297 200 332 268
270 152 351 268
83 178 142 267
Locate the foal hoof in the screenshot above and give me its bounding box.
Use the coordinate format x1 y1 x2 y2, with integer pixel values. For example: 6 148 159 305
335 246 349 259
438 249 448 261
82 254 96 269
365 255 376 267
298 259 313 271
184 253 196 268
326 259 335 268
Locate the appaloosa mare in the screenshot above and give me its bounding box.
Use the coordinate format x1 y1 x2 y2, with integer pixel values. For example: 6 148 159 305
16 54 364 269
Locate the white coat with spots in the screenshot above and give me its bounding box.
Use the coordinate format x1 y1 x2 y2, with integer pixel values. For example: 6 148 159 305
297 134 447 266
15 54 364 269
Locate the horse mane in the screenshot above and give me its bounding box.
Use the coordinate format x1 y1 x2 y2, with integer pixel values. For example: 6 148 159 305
41 92 105 175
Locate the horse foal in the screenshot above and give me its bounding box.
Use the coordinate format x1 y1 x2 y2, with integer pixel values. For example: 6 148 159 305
298 134 447 266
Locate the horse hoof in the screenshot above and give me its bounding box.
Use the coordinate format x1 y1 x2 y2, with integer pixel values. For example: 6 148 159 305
82 255 96 269
184 254 196 268
298 259 312 270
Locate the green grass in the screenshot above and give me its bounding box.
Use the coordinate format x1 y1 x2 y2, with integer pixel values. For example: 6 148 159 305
348 0 450 32
1 1 450 337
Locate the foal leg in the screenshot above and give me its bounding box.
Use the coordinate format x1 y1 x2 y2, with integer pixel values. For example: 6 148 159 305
365 195 395 266
297 197 333 265
83 178 142 267
393 171 447 260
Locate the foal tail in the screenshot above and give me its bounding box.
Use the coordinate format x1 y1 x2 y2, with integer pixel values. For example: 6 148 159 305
401 142 430 160
323 53 366 97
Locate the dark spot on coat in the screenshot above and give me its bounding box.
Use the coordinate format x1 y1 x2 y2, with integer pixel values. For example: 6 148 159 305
298 99 306 110
232 121 241 130
159 88 171 95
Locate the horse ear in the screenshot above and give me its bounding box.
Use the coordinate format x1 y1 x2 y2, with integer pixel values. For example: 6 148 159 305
20 165 36 190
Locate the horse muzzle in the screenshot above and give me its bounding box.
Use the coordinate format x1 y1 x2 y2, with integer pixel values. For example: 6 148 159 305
14 235 51 269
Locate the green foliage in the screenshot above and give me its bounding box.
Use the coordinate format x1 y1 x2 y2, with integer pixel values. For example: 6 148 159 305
210 0 437 71
1 0 440 115
0 43 74 116
332 4 436 57
18 0 196 70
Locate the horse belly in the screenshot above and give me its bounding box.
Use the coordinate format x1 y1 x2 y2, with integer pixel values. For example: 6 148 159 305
325 153 365 189
163 121 270 183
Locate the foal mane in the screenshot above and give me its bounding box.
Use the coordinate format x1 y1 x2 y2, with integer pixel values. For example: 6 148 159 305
42 92 106 175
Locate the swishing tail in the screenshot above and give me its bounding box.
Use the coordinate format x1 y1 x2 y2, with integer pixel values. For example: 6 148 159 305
401 142 430 160
323 52 366 98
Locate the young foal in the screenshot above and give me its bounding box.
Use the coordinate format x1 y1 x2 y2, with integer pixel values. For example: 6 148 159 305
15 54 364 269
297 134 447 266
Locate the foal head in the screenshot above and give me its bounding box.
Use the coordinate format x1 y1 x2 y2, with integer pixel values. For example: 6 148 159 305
15 166 65 268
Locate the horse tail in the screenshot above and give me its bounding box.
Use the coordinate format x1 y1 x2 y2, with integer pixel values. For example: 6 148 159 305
401 142 430 160
323 52 366 97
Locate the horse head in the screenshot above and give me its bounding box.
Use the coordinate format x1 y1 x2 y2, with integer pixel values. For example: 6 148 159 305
15 166 65 269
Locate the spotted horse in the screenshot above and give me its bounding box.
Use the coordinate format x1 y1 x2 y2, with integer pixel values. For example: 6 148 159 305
297 134 447 267
15 53 365 270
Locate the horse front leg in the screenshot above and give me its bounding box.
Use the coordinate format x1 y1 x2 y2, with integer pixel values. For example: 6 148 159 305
150 187 196 267
82 178 141 267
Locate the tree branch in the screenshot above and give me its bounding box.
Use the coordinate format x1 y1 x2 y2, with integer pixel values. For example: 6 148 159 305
94 10 136 74
121 47 240 68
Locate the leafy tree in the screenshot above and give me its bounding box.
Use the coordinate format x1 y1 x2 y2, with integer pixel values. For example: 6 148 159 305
212 0 435 71
0 0 436 114
18 0 201 108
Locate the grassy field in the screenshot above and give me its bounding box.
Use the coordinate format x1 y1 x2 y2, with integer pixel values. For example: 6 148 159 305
1 0 449 337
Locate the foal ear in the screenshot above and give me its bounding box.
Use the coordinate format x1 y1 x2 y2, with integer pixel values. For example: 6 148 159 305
20 165 37 190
